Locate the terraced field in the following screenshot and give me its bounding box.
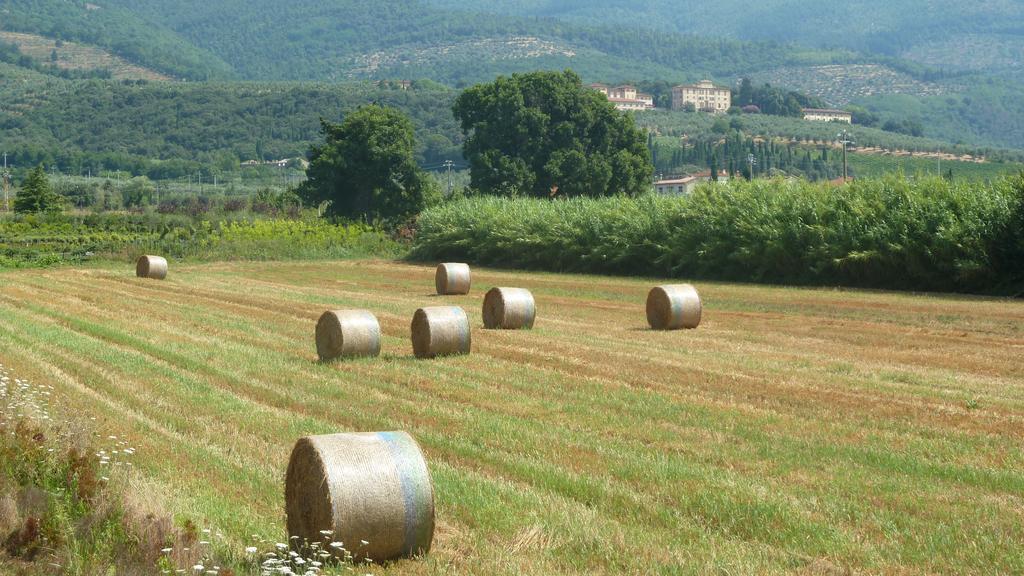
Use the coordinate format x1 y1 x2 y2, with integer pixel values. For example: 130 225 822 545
0 31 172 81
1 260 1022 574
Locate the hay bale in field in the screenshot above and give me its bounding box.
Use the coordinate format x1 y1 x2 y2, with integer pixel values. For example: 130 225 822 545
410 306 470 358
315 310 381 361
286 431 435 562
482 287 536 330
434 263 471 295
646 284 702 330
135 255 167 280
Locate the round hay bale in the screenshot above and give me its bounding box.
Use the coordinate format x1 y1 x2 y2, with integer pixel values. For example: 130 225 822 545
482 287 536 330
434 263 471 295
410 306 470 359
646 284 702 330
286 431 435 562
315 310 381 361
135 255 167 280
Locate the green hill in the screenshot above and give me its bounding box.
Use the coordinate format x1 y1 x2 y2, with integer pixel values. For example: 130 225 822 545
0 71 464 178
94 0 852 83
0 0 233 80
1 0 1023 150
418 0 1024 76
2 64 1019 183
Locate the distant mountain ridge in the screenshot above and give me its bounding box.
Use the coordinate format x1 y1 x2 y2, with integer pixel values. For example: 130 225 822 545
1 0 862 82
0 0 1022 149
418 0 1024 78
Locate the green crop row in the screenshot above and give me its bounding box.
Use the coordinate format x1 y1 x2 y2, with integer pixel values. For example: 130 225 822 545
0 214 401 268
412 175 1024 294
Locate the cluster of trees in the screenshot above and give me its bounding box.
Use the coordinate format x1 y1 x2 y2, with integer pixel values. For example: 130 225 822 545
299 71 654 221
651 132 846 182
733 78 826 117
10 166 304 218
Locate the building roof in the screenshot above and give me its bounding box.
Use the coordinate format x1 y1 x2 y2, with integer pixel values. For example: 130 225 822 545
655 171 728 186
674 80 728 90
589 83 608 88
802 108 852 115
655 177 700 185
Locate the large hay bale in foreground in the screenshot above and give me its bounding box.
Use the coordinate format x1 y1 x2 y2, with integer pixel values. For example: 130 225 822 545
434 263 471 295
410 306 470 358
286 431 435 562
315 310 381 361
135 255 168 280
646 284 702 330
482 287 536 330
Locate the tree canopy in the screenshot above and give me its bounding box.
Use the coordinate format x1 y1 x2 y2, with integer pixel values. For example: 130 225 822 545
14 165 63 214
453 70 653 197
298 105 437 221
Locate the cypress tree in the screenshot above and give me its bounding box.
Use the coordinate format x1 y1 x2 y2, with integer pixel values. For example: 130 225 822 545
13 165 63 214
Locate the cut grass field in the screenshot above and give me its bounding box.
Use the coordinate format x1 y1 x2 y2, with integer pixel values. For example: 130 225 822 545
1 260 1022 574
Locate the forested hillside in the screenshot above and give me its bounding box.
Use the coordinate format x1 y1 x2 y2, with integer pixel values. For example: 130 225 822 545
0 0 233 79
1 0 1023 149
0 66 463 178
1 0 854 83
419 0 1024 77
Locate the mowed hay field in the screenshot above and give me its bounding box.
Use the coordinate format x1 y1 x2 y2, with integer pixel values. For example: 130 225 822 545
1 260 1023 574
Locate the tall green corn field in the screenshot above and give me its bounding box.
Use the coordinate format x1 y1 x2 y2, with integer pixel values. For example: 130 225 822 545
412 174 1024 293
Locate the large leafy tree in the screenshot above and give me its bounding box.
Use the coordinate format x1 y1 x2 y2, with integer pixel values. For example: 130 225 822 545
298 105 436 221
14 165 63 214
453 70 653 197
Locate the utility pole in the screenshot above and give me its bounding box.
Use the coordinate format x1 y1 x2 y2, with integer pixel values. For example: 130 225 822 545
2 153 10 212
838 129 855 181
746 153 757 180
443 160 454 196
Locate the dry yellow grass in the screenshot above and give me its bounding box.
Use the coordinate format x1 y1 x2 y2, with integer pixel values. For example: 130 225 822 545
0 260 1022 574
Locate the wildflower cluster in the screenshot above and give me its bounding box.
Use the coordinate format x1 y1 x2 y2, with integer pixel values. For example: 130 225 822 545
250 531 372 576
0 362 53 426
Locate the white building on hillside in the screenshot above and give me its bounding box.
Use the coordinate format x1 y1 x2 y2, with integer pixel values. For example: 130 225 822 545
802 108 853 123
590 83 655 111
